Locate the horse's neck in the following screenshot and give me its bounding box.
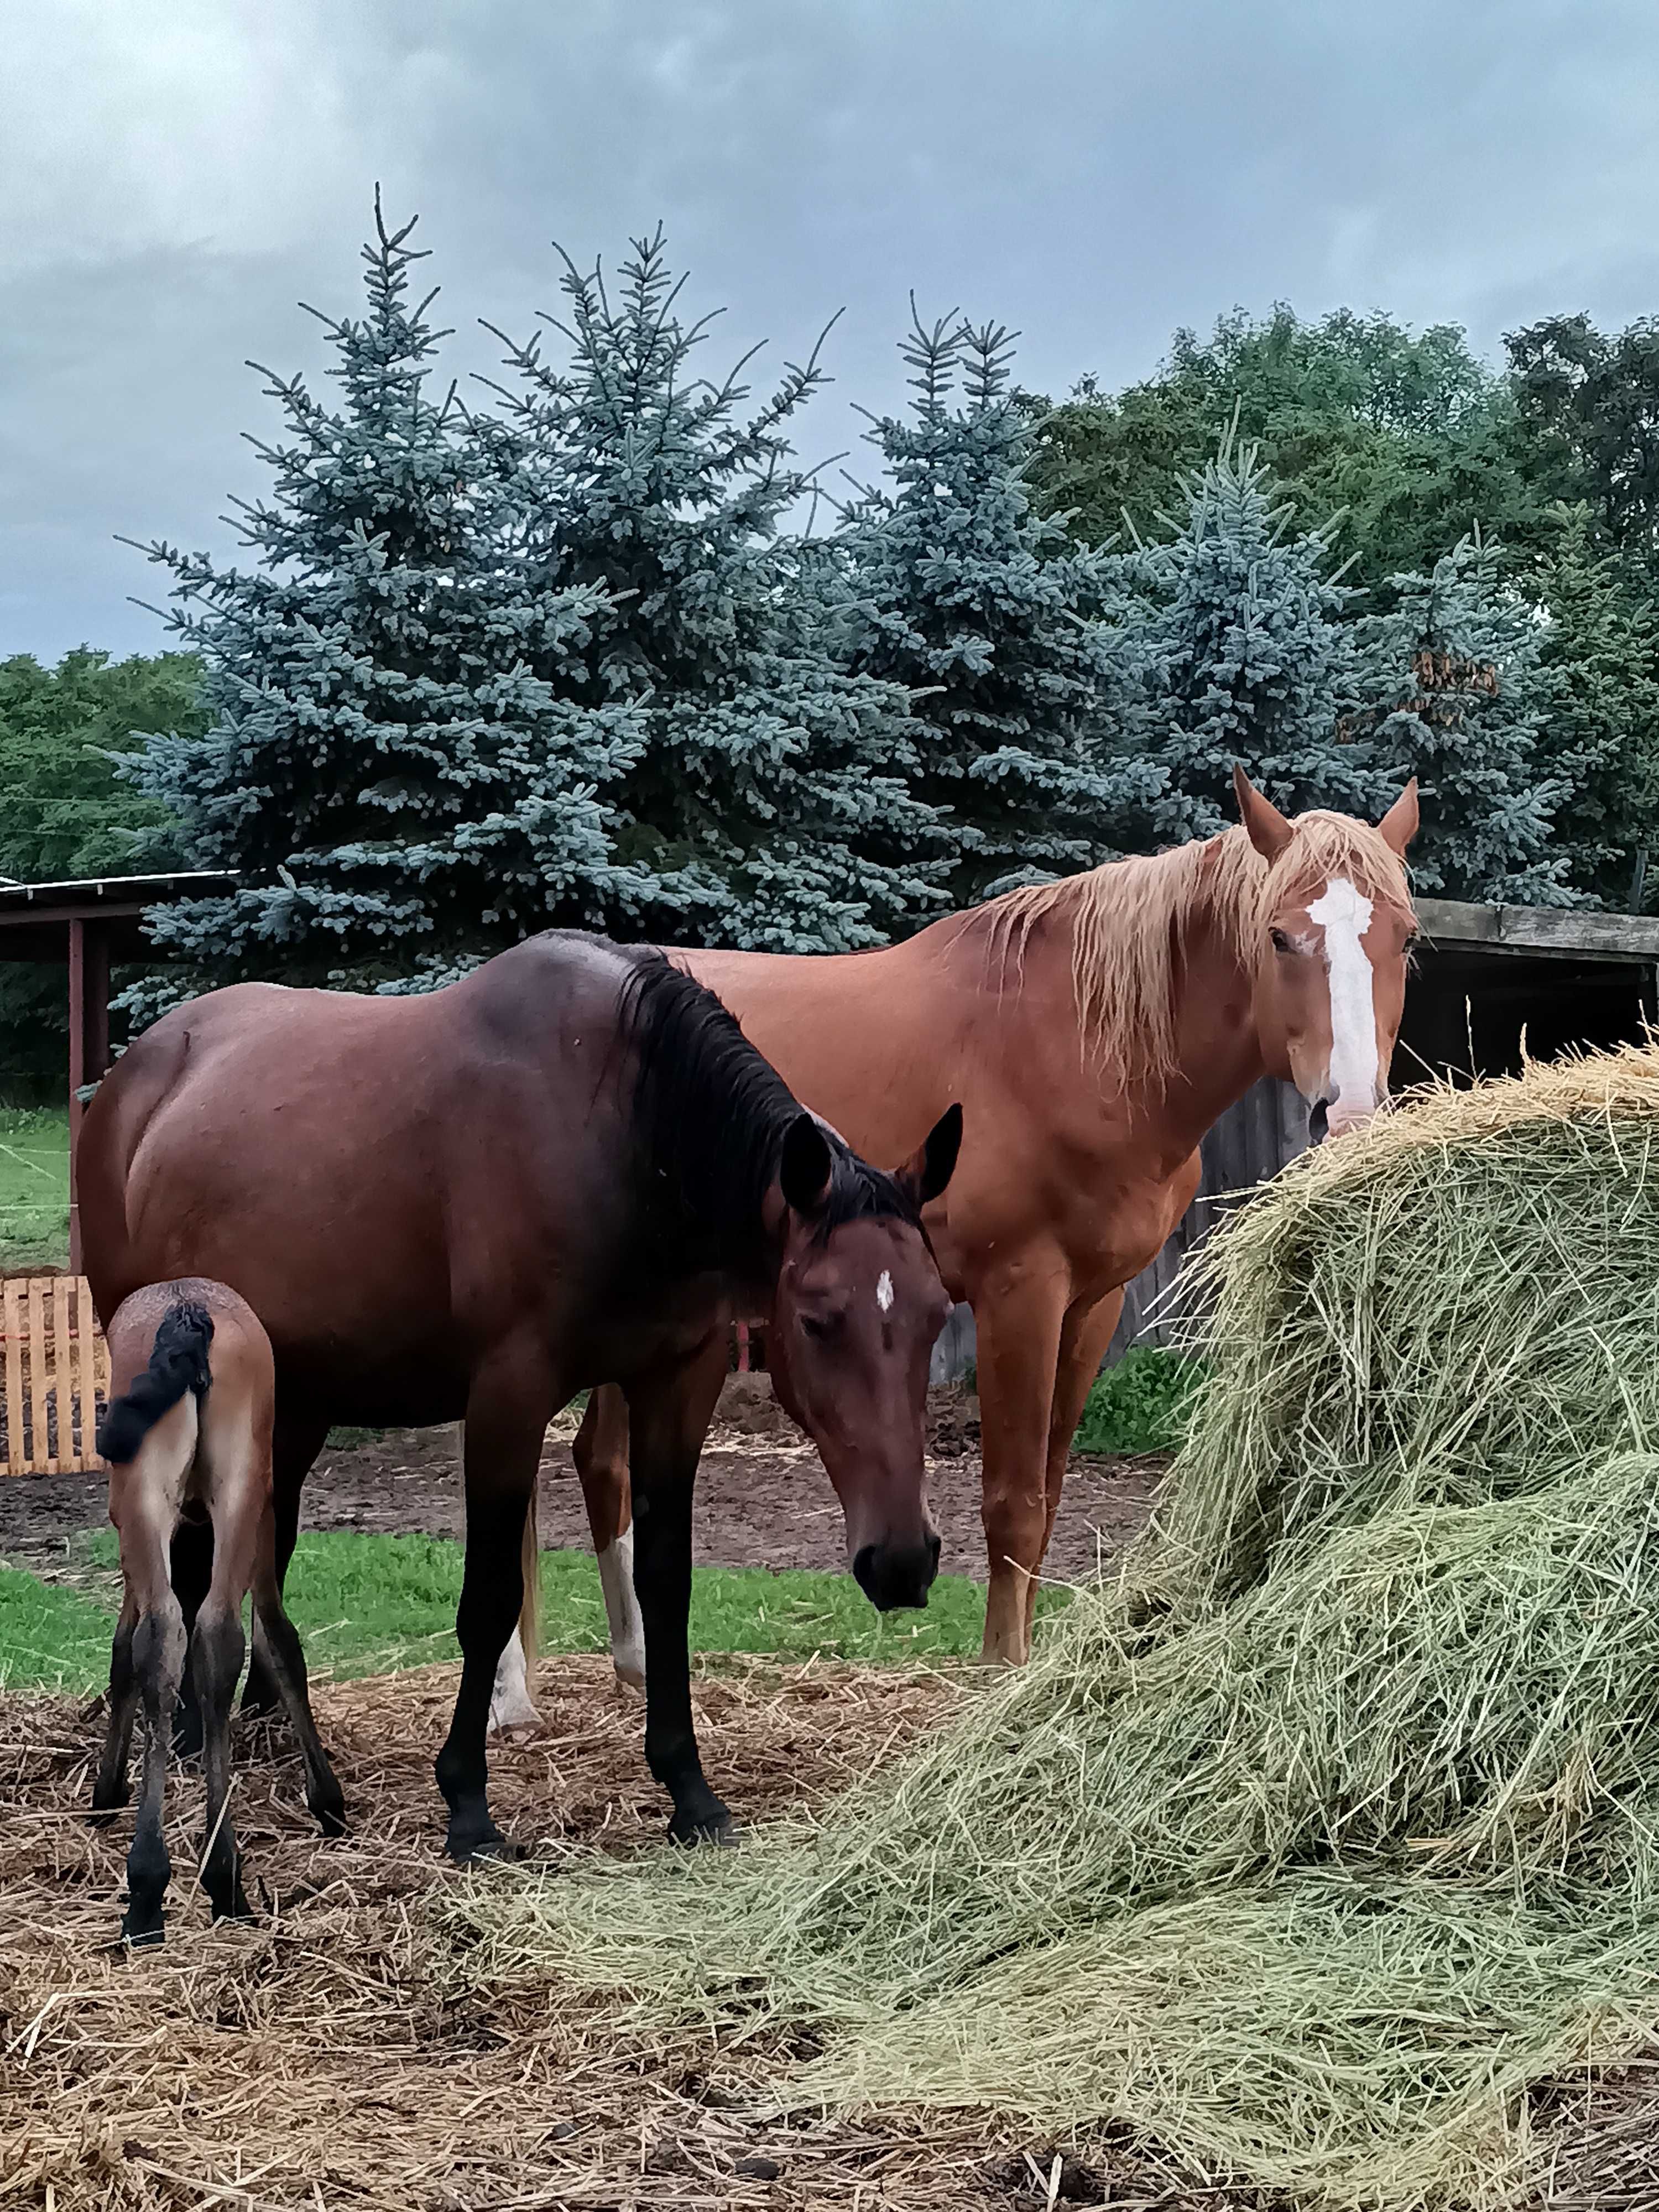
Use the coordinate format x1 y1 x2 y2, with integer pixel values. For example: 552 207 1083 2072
1133 911 1267 1166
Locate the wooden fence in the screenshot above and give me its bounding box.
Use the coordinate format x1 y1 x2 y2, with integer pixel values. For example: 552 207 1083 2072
0 1275 109 1475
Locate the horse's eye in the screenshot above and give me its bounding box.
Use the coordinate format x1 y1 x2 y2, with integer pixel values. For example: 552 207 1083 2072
800 1311 841 1342
1270 928 1295 956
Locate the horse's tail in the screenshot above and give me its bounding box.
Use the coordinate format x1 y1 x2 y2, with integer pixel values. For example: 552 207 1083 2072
519 1484 540 1662
97 1301 215 1464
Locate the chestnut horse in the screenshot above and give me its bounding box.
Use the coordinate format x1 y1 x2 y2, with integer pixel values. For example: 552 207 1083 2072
80 935 961 1855
506 771 1417 1690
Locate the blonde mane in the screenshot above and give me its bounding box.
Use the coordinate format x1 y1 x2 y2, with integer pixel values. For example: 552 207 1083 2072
969 816 1413 1091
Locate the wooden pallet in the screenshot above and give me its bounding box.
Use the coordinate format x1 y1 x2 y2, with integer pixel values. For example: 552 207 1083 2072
0 1274 110 1475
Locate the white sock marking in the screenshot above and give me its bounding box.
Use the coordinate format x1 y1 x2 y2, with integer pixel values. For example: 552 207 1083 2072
876 1270 894 1313
1307 876 1378 1119
488 1629 540 1735
598 1526 646 1688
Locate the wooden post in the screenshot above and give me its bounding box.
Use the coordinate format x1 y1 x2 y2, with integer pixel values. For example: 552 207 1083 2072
67 917 111 1276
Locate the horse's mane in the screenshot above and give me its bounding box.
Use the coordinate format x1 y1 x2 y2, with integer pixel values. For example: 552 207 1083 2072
968 818 1413 1091
618 952 921 1267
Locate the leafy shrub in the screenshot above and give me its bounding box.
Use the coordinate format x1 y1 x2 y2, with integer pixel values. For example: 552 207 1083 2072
1074 1347 1207 1455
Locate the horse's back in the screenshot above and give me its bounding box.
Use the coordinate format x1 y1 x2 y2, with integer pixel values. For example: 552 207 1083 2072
81 941 639 1397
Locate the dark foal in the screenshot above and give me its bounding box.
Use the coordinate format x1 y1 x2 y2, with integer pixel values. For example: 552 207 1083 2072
92 1280 343 1944
80 936 960 1858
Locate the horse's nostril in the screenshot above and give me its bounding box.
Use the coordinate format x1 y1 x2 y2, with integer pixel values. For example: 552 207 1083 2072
1308 1098 1330 1146
853 1541 938 1613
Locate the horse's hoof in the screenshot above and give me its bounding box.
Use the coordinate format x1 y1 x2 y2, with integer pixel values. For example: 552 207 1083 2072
210 1893 257 1926
88 1787 129 1827
121 1916 165 1949
667 1806 737 1849
314 1797 348 1840
446 1824 519 1866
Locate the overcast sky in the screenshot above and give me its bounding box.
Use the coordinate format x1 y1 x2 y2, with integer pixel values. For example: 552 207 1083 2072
8 0 1659 660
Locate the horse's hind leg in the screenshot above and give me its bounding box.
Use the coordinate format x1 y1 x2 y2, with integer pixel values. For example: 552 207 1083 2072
1024 1287 1125 1648
192 1584 251 1921
166 1516 214 1758
112 1406 195 1943
574 1387 644 1691
124 1586 186 1945
91 1594 140 1820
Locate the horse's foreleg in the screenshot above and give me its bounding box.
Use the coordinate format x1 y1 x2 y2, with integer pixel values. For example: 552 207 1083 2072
1024 1287 1126 1647
575 1386 643 1691
436 1358 554 1862
625 1337 728 1844
973 1251 1071 1667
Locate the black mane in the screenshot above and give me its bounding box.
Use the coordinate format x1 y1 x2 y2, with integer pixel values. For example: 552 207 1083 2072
617 951 921 1274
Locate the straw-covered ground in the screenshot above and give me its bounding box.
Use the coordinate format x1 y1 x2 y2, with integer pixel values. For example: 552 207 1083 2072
2 1657 1307 2211
436 1048 1659 2210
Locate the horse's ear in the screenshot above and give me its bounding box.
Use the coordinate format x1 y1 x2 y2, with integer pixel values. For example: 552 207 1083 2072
1376 776 1419 855
1233 764 1295 862
896 1104 962 1208
779 1112 834 1216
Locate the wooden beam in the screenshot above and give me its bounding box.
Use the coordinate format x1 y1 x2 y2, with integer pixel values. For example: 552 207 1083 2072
1415 896 1659 964
66 919 111 1276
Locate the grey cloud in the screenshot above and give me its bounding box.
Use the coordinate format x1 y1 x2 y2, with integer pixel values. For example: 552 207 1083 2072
9 0 1659 656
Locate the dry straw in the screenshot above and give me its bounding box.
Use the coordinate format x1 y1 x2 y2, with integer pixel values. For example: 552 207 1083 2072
441 1045 1659 2208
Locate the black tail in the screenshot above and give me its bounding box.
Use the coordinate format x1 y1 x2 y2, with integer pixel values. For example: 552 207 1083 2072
97 1302 215 1465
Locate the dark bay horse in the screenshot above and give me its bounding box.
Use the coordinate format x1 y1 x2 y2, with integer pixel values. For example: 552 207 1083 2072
519 773 1418 1683
79 935 961 1856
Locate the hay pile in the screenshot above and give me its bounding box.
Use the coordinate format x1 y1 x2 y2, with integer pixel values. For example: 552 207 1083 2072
442 1047 1659 2209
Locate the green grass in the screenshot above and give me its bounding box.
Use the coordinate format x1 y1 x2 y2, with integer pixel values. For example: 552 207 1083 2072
1074 1345 1207 1455
0 1561 114 1692
0 1105 69 1271
0 1529 1066 1695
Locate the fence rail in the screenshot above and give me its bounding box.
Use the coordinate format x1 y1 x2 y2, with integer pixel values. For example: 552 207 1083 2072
0 1274 109 1475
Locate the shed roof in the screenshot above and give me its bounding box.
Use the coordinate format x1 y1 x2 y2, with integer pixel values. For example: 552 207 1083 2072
1415 896 1659 967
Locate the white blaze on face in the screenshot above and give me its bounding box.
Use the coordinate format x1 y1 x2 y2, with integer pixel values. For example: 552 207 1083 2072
876 1270 894 1313
1307 876 1378 1122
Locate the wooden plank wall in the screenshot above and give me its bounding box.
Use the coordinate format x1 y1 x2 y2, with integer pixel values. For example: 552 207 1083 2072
928 1078 1308 1382
0 1274 110 1475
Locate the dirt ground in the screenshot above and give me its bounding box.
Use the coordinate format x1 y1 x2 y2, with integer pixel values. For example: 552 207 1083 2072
0 1376 1165 1588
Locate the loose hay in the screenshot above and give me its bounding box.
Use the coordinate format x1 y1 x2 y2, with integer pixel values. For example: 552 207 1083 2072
440 1047 1659 2209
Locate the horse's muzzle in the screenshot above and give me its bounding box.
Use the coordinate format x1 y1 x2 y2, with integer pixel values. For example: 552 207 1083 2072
853 1532 941 1611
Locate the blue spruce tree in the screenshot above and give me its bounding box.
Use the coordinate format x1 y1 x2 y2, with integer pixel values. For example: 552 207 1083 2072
1530 503 1659 906
486 231 947 950
836 310 1160 900
1121 427 1387 840
121 196 644 1011
1353 531 1572 902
